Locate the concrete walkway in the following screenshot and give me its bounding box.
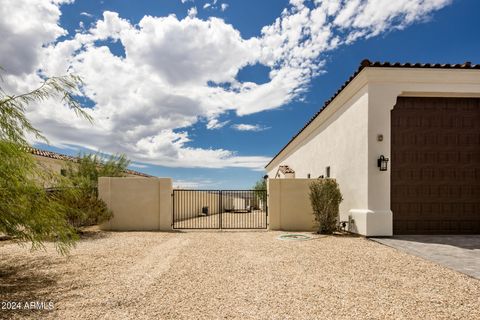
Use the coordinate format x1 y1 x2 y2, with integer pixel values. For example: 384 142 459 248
372 235 480 279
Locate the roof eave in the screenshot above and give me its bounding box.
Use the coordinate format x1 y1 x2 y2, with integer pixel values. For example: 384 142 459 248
265 65 370 170
264 59 480 170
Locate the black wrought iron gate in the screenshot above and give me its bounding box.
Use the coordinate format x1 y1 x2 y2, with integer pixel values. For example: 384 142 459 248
172 190 267 229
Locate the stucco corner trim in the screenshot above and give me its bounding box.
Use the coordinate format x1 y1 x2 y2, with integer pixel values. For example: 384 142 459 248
348 209 392 237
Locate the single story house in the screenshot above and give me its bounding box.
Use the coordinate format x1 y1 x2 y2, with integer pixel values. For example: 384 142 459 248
29 147 152 178
265 60 480 236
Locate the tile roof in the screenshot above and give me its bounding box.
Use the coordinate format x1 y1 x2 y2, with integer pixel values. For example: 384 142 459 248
29 147 77 162
265 59 480 168
279 165 295 174
28 147 153 177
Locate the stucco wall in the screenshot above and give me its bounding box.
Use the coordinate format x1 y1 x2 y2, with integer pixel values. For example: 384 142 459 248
34 155 65 175
32 155 66 187
173 191 256 222
99 177 172 231
268 179 316 231
173 191 221 222
266 67 480 236
267 85 369 224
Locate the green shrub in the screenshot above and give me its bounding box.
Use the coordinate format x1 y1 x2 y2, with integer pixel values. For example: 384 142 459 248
59 153 129 228
252 177 267 208
309 179 343 234
54 188 112 229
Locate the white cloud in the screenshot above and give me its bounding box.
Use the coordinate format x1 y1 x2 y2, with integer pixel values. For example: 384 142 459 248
203 0 225 11
232 124 269 132
187 6 198 18
0 0 67 75
333 0 452 37
80 11 93 18
1 0 452 170
129 163 149 169
290 0 306 10
77 21 85 32
206 118 230 129
120 14 259 86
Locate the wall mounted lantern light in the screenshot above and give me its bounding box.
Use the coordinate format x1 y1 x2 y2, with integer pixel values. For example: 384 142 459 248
377 155 389 171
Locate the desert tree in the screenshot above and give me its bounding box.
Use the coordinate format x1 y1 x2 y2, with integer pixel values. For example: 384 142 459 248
0 70 92 254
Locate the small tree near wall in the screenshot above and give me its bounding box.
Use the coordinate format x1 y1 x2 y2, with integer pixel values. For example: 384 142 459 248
60 153 129 229
309 179 343 234
252 177 267 208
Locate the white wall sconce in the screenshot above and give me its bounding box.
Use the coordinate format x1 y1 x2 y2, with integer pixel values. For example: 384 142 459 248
377 155 389 171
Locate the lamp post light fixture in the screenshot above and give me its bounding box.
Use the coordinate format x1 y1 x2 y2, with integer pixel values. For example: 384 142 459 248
377 155 389 171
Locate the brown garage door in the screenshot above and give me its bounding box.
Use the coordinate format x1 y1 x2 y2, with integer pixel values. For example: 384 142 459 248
391 97 480 234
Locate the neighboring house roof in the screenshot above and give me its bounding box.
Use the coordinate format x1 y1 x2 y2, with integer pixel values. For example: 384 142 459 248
29 147 78 162
274 165 295 178
28 147 153 178
265 59 480 168
278 165 295 174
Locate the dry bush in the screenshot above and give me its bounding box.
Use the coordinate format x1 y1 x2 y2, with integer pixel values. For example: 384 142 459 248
309 179 343 234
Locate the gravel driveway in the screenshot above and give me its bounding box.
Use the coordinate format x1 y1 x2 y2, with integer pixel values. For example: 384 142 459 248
1 231 479 320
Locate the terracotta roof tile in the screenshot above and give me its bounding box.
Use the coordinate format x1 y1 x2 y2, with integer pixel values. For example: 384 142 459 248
29 147 77 162
28 147 153 177
266 59 480 168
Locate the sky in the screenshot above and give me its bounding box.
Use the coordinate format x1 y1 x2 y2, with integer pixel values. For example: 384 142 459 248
1 0 479 189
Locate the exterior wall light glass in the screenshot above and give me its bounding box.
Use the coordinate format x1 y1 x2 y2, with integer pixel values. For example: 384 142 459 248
377 155 389 171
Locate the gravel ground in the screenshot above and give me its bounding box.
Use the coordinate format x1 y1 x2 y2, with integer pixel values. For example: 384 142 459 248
1 231 479 320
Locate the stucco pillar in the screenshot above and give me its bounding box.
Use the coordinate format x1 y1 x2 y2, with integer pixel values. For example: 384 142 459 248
158 178 173 231
267 179 281 230
362 84 401 236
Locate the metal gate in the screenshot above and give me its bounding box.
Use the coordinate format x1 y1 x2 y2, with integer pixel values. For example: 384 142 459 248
172 190 267 229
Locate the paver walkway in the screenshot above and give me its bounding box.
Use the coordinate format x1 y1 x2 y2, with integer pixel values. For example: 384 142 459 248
372 235 480 279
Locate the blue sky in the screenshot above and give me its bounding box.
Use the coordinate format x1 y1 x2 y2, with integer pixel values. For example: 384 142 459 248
2 0 479 189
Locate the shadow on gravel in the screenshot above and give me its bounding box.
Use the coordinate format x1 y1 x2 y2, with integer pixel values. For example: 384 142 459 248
0 259 60 298
0 259 58 319
77 229 109 241
308 231 361 238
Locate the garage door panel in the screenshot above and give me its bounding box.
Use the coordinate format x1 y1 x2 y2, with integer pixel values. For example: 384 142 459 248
391 97 480 235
